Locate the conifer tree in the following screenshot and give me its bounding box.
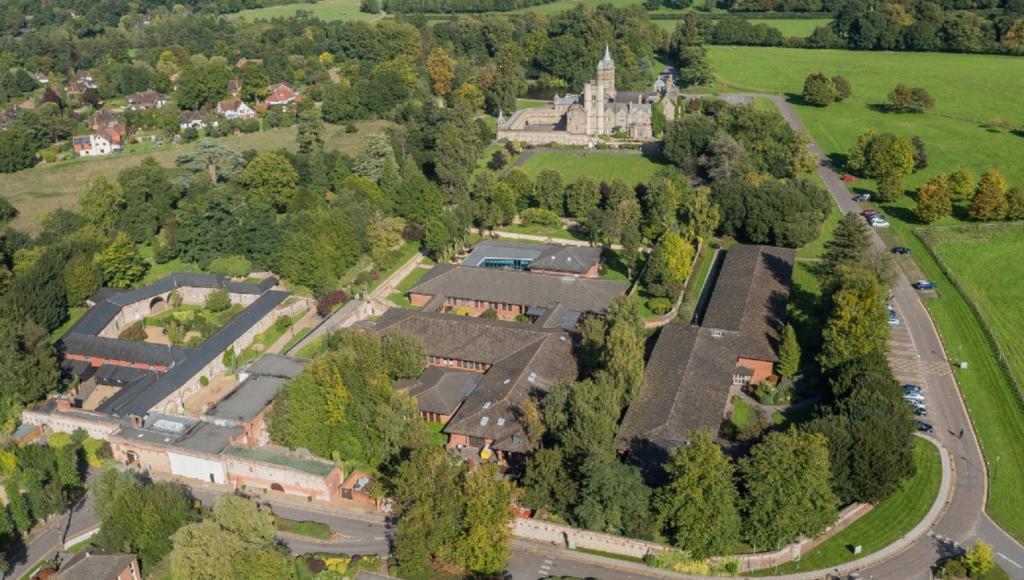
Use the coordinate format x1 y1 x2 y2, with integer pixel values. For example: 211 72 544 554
969 168 1009 221
777 324 801 377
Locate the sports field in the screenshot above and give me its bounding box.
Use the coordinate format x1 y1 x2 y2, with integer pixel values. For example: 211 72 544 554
232 0 384 21
709 47 1024 199
516 149 665 185
0 120 390 233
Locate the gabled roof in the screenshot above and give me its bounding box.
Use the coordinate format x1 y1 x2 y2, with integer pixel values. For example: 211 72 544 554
57 549 136 580
529 245 602 275
396 367 480 416
217 98 250 112
408 264 625 316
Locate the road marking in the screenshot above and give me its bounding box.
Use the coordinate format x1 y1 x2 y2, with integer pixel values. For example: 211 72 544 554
998 553 1022 568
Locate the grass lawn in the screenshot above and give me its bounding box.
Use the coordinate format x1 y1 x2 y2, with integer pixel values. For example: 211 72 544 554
709 46 1024 193
0 120 391 234
677 241 716 323
753 437 941 575
367 242 421 293
388 265 430 308
730 395 755 429
232 0 384 21
51 306 86 342
296 334 328 359
499 223 588 242
275 516 333 540
654 17 831 35
282 326 315 353
517 150 666 186
426 421 448 447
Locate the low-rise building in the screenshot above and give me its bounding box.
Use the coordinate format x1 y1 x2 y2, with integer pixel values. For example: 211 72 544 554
461 240 603 278
265 82 300 108
126 89 168 111
56 549 141 580
179 111 216 130
216 98 256 120
72 129 123 156
616 245 795 470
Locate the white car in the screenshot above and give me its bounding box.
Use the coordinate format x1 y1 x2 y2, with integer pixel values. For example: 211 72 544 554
870 218 891 228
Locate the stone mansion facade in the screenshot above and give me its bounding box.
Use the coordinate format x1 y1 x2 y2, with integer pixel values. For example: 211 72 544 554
496 47 678 146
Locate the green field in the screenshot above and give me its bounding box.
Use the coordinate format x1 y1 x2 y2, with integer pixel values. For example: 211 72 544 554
233 0 384 21
0 120 391 234
754 437 941 575
709 47 1024 196
517 150 665 186
655 17 830 36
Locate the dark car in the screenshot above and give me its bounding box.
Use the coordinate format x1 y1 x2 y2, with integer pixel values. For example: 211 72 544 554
904 384 923 394
917 422 934 433
854 193 871 202
914 406 928 417
913 280 938 290
892 247 912 255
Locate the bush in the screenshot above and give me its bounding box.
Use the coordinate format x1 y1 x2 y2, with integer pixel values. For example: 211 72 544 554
489 149 510 170
82 438 109 467
402 221 425 242
208 255 252 278
274 314 292 331
199 376 209 386
317 290 348 316
118 321 147 341
751 378 793 405
481 308 499 319
205 289 232 312
647 296 673 315
47 432 73 448
345 123 358 133
520 207 561 227
644 550 711 575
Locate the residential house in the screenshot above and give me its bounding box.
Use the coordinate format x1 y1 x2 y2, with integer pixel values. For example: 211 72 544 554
372 310 578 462
405 263 626 326
462 240 603 278
89 109 126 137
126 89 168 111
32 72 48 85
216 98 256 120
615 245 795 472
66 71 98 98
265 82 300 109
56 549 141 580
179 111 216 130
72 129 122 156
0 106 22 130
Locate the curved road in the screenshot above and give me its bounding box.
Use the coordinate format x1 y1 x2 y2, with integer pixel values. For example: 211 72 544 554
749 93 1024 579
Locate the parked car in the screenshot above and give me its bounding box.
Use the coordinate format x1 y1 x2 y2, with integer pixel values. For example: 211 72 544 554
862 210 880 218
854 193 871 202
904 384 923 394
888 315 900 326
892 246 912 255
914 406 928 417
904 392 925 402
913 280 937 290
871 218 891 228
917 422 934 433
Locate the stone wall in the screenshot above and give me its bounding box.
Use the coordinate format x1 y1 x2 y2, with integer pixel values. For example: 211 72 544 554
496 129 596 147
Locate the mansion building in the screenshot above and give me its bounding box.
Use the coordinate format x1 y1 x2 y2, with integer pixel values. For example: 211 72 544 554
496 47 678 146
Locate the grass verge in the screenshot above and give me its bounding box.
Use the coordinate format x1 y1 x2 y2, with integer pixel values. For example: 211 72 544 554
275 516 333 540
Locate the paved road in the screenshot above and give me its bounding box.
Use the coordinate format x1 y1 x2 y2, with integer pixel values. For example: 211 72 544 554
754 93 1024 579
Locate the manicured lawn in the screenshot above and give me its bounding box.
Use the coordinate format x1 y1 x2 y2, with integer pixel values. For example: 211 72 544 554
388 265 431 308
0 120 391 233
730 396 755 429
367 242 420 293
426 421 448 447
753 437 941 575
709 46 1024 194
499 223 587 242
233 0 384 21
51 306 86 342
296 334 328 359
654 17 831 36
275 516 333 540
517 150 666 186
677 241 716 323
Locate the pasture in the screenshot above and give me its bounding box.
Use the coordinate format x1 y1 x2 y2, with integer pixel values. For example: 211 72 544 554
516 149 665 185
0 120 390 233
232 0 384 21
654 17 830 36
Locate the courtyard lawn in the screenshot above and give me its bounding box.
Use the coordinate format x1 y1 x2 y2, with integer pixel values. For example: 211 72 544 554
517 150 665 186
499 223 588 242
388 265 431 309
0 120 391 234
232 0 384 21
753 437 941 575
708 46 1024 193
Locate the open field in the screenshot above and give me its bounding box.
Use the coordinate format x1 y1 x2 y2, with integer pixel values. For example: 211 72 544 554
709 47 1024 197
753 437 941 575
517 150 665 186
232 0 384 21
0 120 390 233
654 17 830 35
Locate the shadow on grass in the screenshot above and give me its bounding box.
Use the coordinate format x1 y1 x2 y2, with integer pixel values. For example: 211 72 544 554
826 152 849 171
880 202 921 226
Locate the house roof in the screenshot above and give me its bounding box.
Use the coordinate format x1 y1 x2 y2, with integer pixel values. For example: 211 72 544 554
217 98 249 112
126 89 165 106
616 245 795 453
57 549 136 580
396 367 480 415
372 310 577 452
530 245 602 274
224 445 335 476
61 334 188 367
407 264 625 317
241 354 308 380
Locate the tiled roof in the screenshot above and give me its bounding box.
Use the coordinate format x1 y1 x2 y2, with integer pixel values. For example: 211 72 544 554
408 264 624 315
529 245 602 275
397 367 480 415
57 550 136 580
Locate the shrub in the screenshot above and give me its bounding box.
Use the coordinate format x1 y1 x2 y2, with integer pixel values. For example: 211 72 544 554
481 308 499 319
82 438 109 467
488 149 510 170
888 84 934 112
168 290 183 308
647 296 673 315
199 376 209 386
402 221 425 242
802 72 837 106
47 432 73 448
205 289 232 312
345 123 357 133
208 255 252 278
644 550 711 575
274 314 292 331
520 207 561 227
118 321 147 341
317 290 348 316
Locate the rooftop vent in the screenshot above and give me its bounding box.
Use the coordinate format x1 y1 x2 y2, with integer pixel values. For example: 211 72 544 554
497 418 506 426
711 330 723 338
502 379 511 385
482 401 492 409
527 372 537 383
480 416 490 426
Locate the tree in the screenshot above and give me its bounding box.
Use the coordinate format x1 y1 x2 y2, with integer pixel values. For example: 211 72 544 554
776 323 800 377
681 186 720 241
533 169 564 213
573 451 653 539
457 464 517 575
435 114 482 195
915 173 952 223
655 431 741 558
355 134 399 186
969 168 1009 221
962 540 995 577
641 175 683 238
644 232 694 299
0 250 69 333
822 212 871 281
238 63 270 103
672 15 713 86
949 168 976 201
483 45 527 116
237 152 300 212
5 479 30 534
565 176 601 221
0 197 16 225
802 72 837 106
887 84 934 112
176 59 231 110
740 428 838 550
847 131 916 202
95 233 149 288
522 447 577 515
0 129 35 173
701 132 752 182
818 266 888 370
1007 187 1024 220
832 75 852 100
295 103 325 156
79 176 125 234
426 47 455 97
64 253 103 306
381 329 426 380
95 477 196 568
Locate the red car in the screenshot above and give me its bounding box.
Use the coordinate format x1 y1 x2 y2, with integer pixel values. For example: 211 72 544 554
862 210 880 218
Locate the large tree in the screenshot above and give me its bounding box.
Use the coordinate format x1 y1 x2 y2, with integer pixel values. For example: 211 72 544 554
915 173 953 224
969 167 1009 221
573 451 653 539
740 428 838 550
643 232 694 299
847 131 916 202
655 431 741 558
95 233 149 289
237 152 300 212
